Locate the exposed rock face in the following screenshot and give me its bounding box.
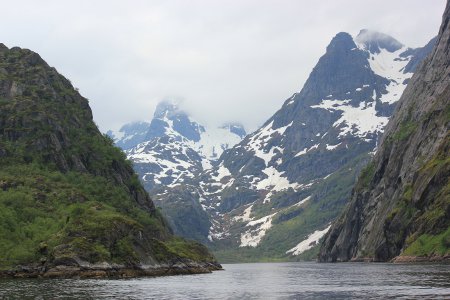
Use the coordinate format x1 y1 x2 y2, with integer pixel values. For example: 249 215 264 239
0 44 220 277
318 2 450 262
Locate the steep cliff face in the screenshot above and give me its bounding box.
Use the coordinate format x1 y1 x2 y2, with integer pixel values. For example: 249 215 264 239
0 44 220 277
319 2 450 262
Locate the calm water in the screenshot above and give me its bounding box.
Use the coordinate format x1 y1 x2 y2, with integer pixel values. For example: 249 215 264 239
1 262 449 299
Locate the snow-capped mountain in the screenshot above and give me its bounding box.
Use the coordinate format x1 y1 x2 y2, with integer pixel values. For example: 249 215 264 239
127 101 246 187
110 100 247 243
165 30 435 259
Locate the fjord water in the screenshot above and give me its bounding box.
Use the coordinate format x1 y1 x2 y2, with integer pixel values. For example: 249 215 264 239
1 262 449 299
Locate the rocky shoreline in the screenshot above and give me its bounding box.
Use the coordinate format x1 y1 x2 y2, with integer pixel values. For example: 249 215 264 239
391 255 450 264
0 261 223 279
318 255 450 264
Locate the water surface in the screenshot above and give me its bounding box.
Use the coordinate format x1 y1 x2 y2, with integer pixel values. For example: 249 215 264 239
1 262 449 299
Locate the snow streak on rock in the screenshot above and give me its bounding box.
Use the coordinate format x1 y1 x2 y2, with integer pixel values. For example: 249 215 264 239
240 213 277 247
286 225 331 255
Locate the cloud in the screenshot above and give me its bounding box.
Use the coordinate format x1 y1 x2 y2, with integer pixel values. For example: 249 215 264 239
0 0 445 132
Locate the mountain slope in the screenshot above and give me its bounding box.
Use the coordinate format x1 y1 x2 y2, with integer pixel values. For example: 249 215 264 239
319 3 450 262
0 44 220 278
111 101 246 243
184 30 435 261
107 121 151 150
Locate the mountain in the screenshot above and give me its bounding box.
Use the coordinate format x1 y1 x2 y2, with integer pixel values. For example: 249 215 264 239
107 121 151 150
111 100 246 243
319 3 450 263
132 100 246 164
159 30 434 261
0 44 220 278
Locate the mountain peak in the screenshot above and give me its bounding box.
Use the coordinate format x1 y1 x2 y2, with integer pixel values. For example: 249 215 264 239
355 29 404 53
326 32 356 52
154 99 182 119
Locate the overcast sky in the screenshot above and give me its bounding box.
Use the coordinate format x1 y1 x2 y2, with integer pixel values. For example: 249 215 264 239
0 0 445 132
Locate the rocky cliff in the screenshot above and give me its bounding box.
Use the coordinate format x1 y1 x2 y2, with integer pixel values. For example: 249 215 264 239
318 2 450 262
0 44 220 278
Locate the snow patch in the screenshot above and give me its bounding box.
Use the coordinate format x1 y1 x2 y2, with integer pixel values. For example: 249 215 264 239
295 144 319 157
285 93 297 106
311 99 389 137
255 167 299 203
323 173 333 179
256 167 296 191
190 125 243 161
326 143 341 150
294 196 311 207
213 164 232 181
246 121 292 166
233 205 253 222
367 47 413 104
240 213 276 247
286 225 331 255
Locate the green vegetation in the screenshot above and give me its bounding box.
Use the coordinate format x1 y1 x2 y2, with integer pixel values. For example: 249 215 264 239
165 237 216 262
355 161 376 191
392 120 417 141
0 164 167 268
386 184 417 222
421 154 450 174
213 153 371 262
402 227 450 257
